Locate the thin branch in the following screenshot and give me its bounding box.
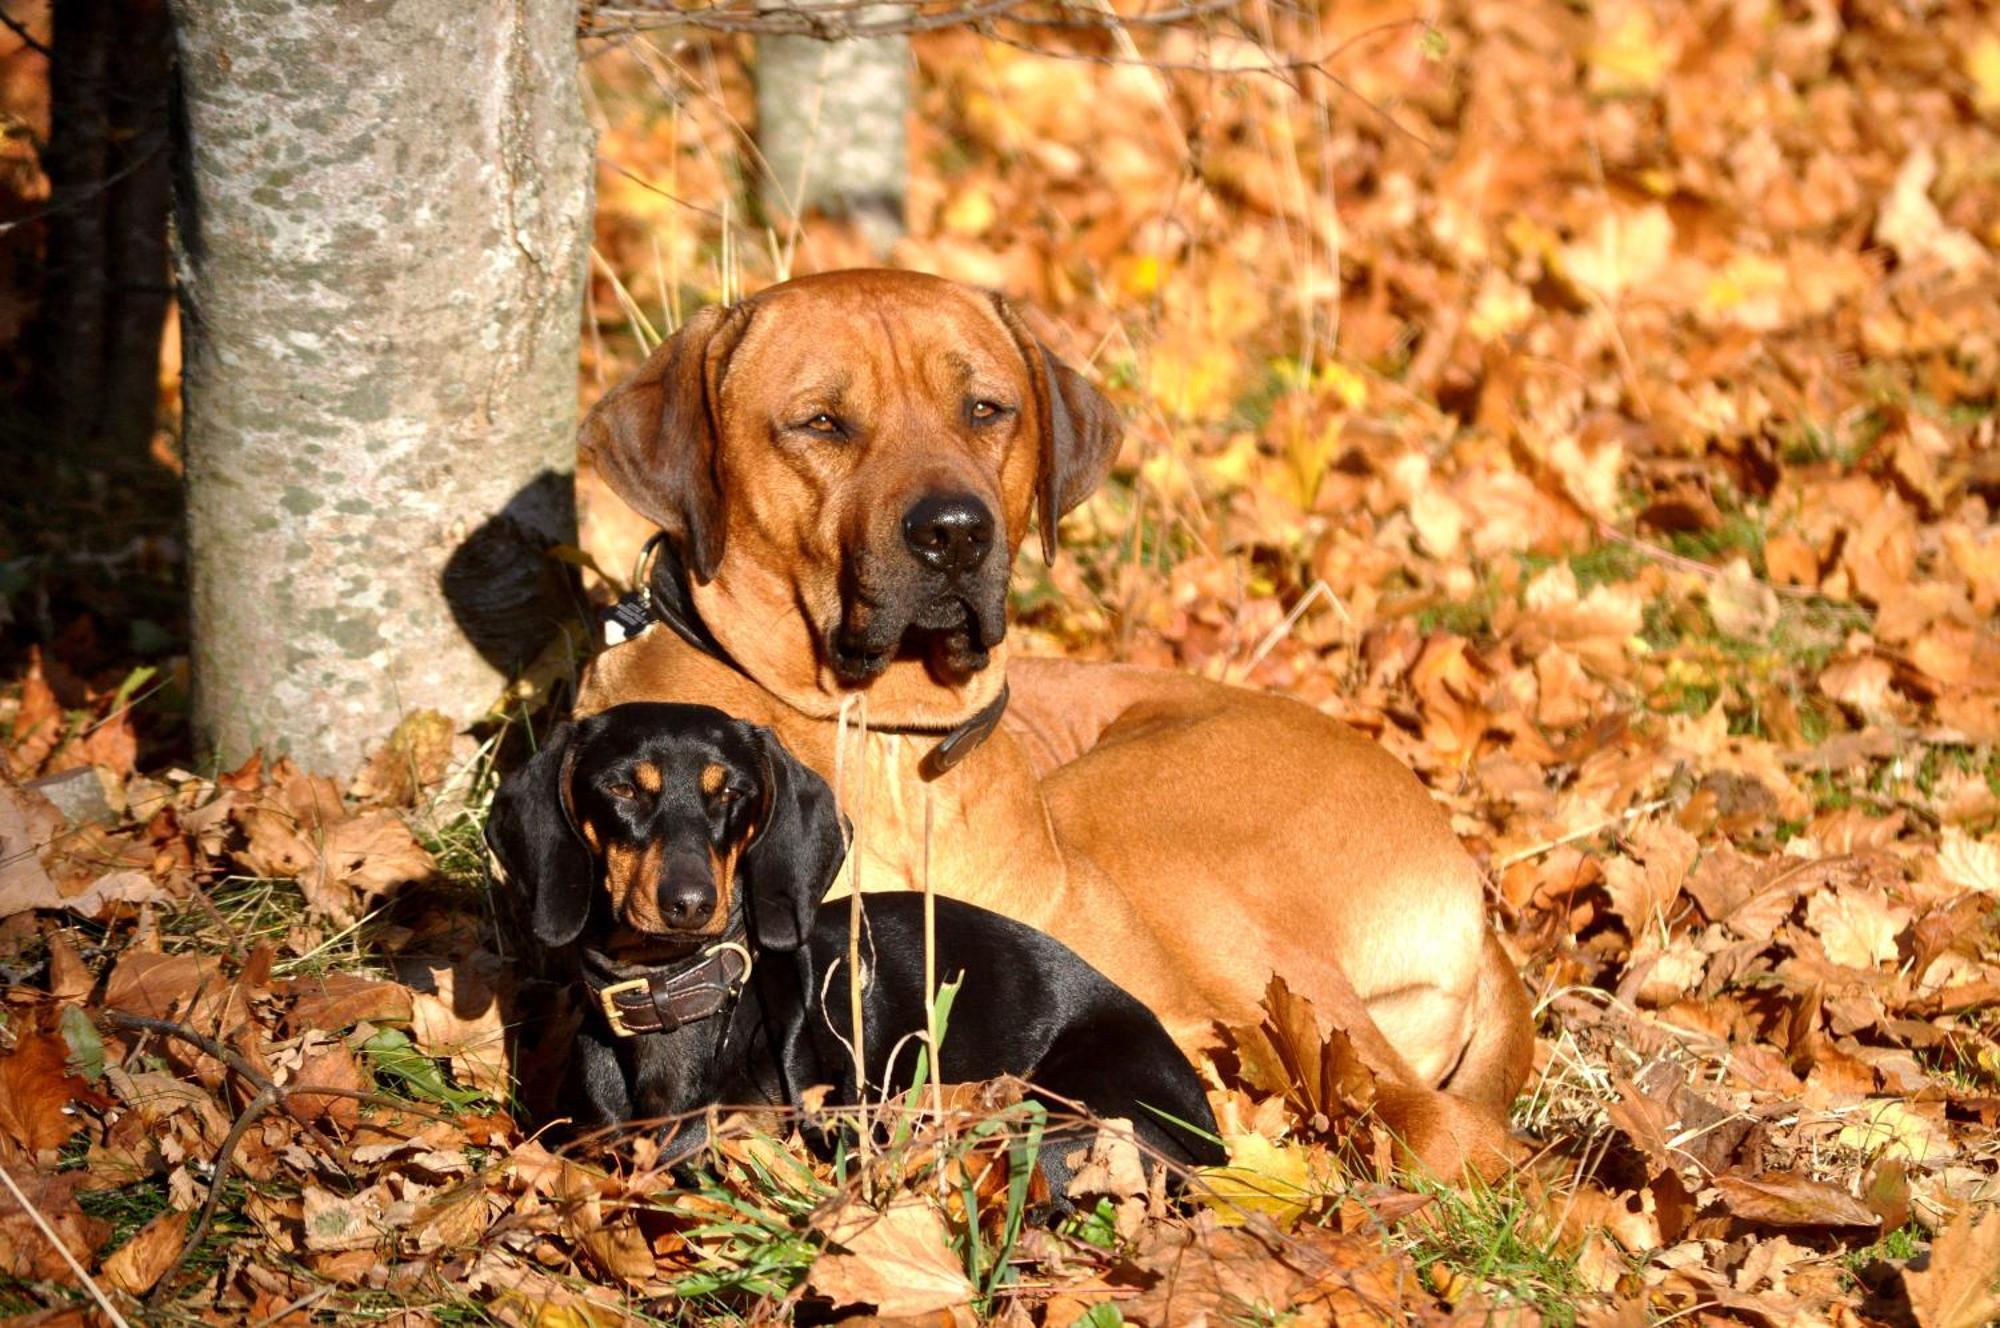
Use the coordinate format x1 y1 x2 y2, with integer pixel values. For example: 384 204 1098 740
0 132 168 237
101 1012 345 1169
1592 520 1827 602
0 9 51 59
102 1010 457 1305
148 1081 280 1308
589 0 1234 40
101 1011 454 1124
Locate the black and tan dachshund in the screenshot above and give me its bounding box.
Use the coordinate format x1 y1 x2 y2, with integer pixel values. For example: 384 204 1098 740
485 702 1226 1187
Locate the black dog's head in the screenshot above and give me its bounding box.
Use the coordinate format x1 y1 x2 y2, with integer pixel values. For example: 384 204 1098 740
486 703 847 953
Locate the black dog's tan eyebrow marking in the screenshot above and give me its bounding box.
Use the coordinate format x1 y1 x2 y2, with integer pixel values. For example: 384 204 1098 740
633 761 663 794
700 763 727 795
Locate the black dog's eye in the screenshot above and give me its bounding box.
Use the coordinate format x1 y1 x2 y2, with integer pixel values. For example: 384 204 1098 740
606 781 639 800
715 786 748 806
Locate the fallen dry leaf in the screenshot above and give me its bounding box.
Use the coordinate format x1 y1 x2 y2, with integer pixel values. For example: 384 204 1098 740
1603 817 1699 937
1710 1173 1880 1230
0 1032 96 1155
405 959 509 1097
0 1168 108 1282
1905 1208 2000 1328
349 709 459 807
98 1209 190 1296
809 1196 977 1318
0 778 64 916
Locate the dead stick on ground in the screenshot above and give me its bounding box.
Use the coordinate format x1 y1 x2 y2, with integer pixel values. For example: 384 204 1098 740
149 1081 281 1308
0 1166 135 1328
101 1011 352 1171
103 1011 455 1305
1593 520 1823 602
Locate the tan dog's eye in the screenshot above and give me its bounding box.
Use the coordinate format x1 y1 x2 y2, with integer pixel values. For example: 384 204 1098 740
969 399 1007 421
802 413 841 435
606 781 639 800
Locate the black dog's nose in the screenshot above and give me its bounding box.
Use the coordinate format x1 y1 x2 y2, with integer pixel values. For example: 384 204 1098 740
901 494 994 577
662 881 713 929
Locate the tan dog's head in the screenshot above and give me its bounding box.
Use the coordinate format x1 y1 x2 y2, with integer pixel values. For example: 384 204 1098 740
582 270 1123 725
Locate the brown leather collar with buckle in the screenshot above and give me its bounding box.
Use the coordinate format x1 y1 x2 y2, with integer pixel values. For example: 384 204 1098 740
612 534 1009 780
582 939 755 1039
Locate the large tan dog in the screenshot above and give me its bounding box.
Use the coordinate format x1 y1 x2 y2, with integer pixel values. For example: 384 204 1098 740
575 269 1534 1173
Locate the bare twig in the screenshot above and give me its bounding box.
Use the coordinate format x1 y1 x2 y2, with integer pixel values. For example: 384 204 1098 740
102 1010 456 1304
150 1081 281 1307
102 1010 453 1124
0 9 51 59
1489 797 1676 871
1592 520 1826 602
589 0 1234 40
103 1012 334 1170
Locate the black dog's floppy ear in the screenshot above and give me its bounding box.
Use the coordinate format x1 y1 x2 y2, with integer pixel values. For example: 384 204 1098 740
485 723 594 947
741 730 846 952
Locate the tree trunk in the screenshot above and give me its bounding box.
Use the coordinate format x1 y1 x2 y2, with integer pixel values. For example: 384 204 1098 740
34 0 172 461
170 0 592 773
755 14 908 250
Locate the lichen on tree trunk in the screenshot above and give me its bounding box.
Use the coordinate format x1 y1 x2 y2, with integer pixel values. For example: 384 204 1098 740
170 0 593 773
755 10 909 249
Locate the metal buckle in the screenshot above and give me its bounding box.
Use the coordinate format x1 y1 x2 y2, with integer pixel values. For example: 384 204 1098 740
705 940 754 987
597 977 649 1039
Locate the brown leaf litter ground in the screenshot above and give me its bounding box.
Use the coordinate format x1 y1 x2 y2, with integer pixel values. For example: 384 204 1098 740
2 0 1999 1321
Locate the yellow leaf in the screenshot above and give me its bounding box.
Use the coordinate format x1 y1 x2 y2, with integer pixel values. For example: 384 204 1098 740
1148 335 1240 422
1468 272 1533 342
1312 360 1367 410
1964 33 2000 114
1194 1131 1319 1230
1585 3 1676 95
1938 827 2000 895
1282 416 1342 511
1836 1099 1952 1167
940 187 996 238
1198 433 1264 492
1116 253 1165 298
1804 885 1910 970
1558 206 1674 303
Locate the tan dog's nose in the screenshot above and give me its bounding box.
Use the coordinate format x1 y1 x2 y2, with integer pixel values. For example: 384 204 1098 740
901 493 995 578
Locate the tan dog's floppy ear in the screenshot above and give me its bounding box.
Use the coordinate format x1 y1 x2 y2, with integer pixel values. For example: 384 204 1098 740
580 305 749 582
989 294 1125 562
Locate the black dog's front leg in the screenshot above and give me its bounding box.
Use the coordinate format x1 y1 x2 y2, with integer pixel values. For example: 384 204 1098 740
569 1027 636 1131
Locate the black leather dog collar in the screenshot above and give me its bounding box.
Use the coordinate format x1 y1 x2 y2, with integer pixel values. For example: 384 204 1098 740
607 534 1010 779
582 939 753 1038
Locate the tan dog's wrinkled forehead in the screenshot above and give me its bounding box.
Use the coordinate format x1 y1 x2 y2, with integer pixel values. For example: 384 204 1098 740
735 269 1023 352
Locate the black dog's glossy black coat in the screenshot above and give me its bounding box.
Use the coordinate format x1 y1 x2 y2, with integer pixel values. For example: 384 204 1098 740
486 702 1226 1180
